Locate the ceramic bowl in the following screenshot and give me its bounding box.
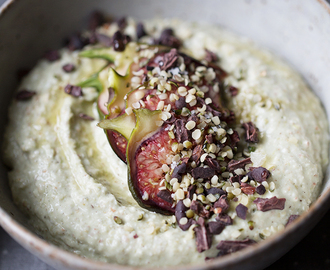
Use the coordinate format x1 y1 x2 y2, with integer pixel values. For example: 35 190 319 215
1 0 330 269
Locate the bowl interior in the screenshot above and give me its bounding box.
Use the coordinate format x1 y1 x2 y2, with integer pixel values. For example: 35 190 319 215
1 0 330 269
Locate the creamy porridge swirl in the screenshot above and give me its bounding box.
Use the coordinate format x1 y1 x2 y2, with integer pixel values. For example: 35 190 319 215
2 16 329 266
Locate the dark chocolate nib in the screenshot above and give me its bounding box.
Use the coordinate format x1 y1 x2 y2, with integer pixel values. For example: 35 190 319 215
64 84 83 97
216 239 256 256
175 200 193 231
286 215 300 227
248 167 270 183
254 196 286 212
236 203 248 220
194 217 212 253
242 122 259 143
16 90 36 100
44 50 60 62
136 22 147 39
78 113 94 121
62 64 76 73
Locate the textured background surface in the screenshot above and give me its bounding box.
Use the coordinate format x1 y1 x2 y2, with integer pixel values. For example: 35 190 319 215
1 0 330 269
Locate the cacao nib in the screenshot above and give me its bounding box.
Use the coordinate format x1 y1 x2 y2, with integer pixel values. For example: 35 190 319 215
171 162 187 181
191 167 215 179
62 63 76 73
236 204 248 220
229 86 239 96
194 217 212 253
191 144 203 164
164 112 176 124
190 200 203 214
157 190 173 204
190 200 211 218
241 182 256 195
286 215 300 227
64 84 83 97
16 90 36 100
242 122 259 143
205 187 225 197
156 28 181 49
229 175 243 184
175 97 186 110
78 113 94 121
112 31 126 52
88 11 105 31
256 184 266 195
199 96 235 123
187 114 198 123
229 130 240 147
136 22 147 39
95 33 112 47
213 195 229 213
175 200 193 231
174 119 190 143
200 208 211 219
247 167 270 183
116 16 127 30
217 214 233 225
66 33 88 51
254 196 286 212
227 158 252 172
124 34 132 44
44 50 60 61
216 239 256 256
188 185 197 200
204 49 218 63
205 157 221 173
205 134 213 144
208 221 225 235
160 48 179 71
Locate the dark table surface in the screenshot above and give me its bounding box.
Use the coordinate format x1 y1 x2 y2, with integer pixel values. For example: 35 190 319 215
2 0 330 269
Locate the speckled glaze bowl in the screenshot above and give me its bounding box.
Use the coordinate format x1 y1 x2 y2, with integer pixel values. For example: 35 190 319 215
1 0 330 269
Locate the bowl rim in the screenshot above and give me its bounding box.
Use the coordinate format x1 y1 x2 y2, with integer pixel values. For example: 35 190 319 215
1 0 330 269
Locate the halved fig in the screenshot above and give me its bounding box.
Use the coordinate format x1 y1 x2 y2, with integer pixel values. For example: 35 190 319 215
105 46 230 163
103 67 134 161
98 113 136 141
98 108 177 214
127 109 177 214
81 45 143 162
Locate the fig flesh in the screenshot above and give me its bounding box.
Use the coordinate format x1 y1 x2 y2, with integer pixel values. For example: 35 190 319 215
126 109 177 214
102 45 230 162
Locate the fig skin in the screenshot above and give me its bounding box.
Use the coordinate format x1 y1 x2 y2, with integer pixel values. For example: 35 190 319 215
102 47 227 162
126 109 176 215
